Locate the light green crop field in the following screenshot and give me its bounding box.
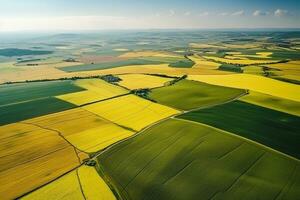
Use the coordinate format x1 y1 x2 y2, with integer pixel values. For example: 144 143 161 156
149 80 245 110
98 119 299 200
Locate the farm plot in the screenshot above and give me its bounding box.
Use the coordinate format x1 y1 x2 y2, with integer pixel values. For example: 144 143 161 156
21 170 84 200
84 94 180 131
0 123 81 200
98 119 300 200
0 80 84 125
57 79 128 106
188 74 300 102
117 74 173 90
25 108 134 153
178 101 300 159
240 91 300 116
22 166 116 200
149 80 245 110
203 56 279 65
78 166 116 200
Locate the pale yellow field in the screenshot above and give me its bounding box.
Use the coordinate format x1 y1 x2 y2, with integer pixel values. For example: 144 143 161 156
57 79 128 105
23 166 116 200
113 48 129 52
189 43 224 49
84 94 180 131
188 74 300 102
25 108 134 152
78 166 116 200
0 122 80 200
0 61 232 84
118 74 173 90
22 170 84 200
119 51 180 58
240 91 300 116
203 56 279 65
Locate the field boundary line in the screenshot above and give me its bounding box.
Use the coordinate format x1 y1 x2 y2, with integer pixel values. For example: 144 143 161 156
173 118 300 162
20 121 89 155
15 165 84 199
76 168 87 200
79 93 130 107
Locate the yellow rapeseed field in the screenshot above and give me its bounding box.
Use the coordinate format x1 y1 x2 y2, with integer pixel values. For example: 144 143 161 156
267 61 300 79
203 56 279 65
188 74 300 102
57 79 128 105
84 94 180 131
25 108 134 153
232 52 273 59
189 55 221 69
78 166 116 200
66 124 134 152
118 74 173 90
0 122 80 200
22 170 84 200
240 91 300 116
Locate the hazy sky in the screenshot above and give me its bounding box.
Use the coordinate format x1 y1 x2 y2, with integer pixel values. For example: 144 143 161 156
0 0 299 32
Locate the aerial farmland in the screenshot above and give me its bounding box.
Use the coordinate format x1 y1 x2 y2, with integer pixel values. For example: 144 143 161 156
0 1 300 200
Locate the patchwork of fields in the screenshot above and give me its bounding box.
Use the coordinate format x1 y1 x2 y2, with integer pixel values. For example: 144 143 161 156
0 31 300 200
0 123 84 199
188 74 300 101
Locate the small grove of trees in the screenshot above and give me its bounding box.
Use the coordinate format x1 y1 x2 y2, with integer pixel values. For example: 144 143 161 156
166 74 188 86
218 64 243 73
130 88 153 100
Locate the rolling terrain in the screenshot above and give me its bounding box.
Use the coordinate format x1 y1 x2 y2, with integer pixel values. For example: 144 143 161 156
0 30 299 200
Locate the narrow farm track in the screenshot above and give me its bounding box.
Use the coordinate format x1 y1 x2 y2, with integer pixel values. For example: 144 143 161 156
76 169 87 200
20 121 88 155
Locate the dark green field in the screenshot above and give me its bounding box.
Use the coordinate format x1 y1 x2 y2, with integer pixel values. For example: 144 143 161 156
0 97 76 125
149 80 245 110
178 101 300 159
98 119 299 200
0 48 52 57
0 80 83 125
0 80 84 105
